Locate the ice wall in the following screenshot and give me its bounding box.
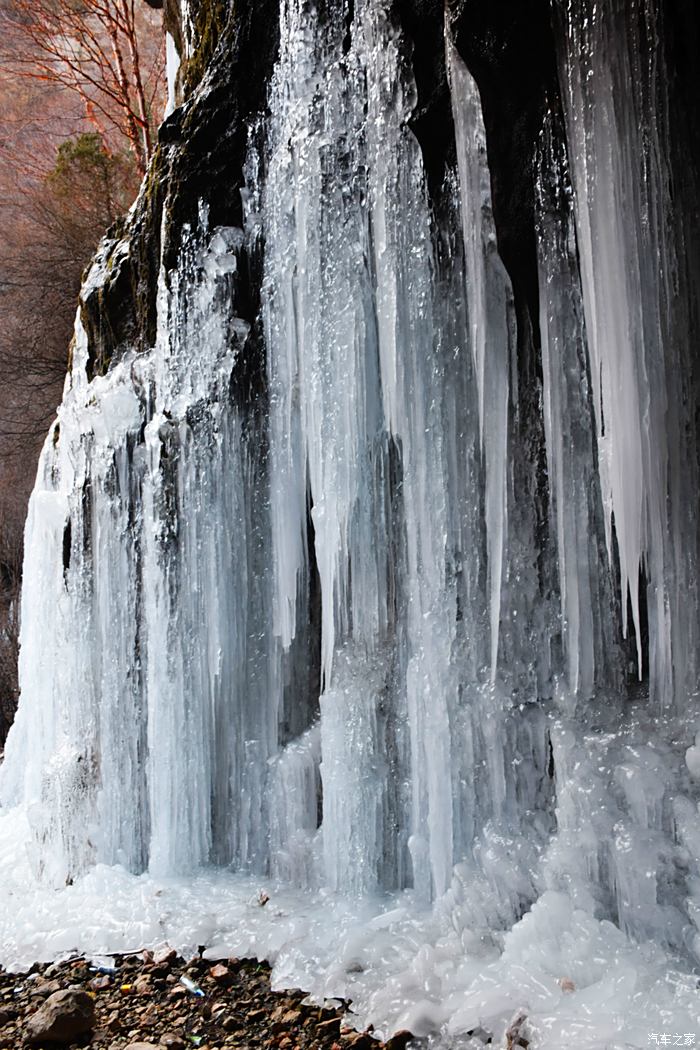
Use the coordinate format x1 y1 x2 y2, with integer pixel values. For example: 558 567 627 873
1 0 700 1045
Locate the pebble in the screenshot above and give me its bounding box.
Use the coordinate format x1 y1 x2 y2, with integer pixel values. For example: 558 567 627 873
208 964 231 986
153 948 178 968
160 1034 186 1049
0 951 417 1050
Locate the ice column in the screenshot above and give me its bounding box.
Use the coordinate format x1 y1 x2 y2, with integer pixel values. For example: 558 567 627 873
534 113 621 700
555 0 699 704
264 0 459 898
447 39 511 682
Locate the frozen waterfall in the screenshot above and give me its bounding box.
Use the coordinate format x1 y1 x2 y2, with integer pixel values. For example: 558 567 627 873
0 0 699 1045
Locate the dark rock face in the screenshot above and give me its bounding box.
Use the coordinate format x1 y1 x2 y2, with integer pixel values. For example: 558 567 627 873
83 0 700 387
451 0 559 355
396 0 456 193
25 987 96 1044
81 0 280 378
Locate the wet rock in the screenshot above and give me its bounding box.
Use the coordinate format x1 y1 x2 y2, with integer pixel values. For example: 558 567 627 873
341 1034 376 1049
505 1009 529 1050
384 1032 413 1050
25 987 95 1044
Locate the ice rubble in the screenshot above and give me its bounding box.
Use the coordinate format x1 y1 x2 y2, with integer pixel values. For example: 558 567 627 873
1 0 700 1046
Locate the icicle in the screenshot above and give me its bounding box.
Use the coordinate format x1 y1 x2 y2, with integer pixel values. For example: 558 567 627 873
446 38 511 682
1 0 699 1041
534 112 620 701
165 32 181 118
554 0 699 703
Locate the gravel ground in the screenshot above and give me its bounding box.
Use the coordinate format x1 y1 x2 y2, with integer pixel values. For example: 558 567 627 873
0 951 416 1050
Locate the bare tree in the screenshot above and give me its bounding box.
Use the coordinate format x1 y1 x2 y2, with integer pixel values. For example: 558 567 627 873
0 132 139 446
0 0 165 175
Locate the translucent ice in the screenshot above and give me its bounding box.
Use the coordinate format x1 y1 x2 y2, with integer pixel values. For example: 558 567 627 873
0 1 699 1048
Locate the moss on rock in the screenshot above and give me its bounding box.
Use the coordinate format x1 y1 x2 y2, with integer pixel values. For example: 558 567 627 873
181 0 230 96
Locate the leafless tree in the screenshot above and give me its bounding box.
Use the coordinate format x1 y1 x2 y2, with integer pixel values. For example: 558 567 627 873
0 0 165 175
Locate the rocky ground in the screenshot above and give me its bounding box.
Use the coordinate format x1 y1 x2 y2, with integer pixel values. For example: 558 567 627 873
0 951 416 1050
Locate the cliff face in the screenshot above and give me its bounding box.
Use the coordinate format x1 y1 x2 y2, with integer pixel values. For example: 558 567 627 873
86 0 700 432
1 0 700 1044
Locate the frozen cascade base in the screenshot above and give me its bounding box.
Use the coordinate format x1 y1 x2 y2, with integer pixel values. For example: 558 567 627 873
0 802 699 1049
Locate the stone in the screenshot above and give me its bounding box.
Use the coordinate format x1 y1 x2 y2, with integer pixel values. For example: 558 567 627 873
106 1009 122 1031
25 987 95 1044
32 979 62 998
221 1015 242 1032
141 1002 159 1025
90 974 112 991
153 947 178 968
340 1034 375 1049
384 1032 413 1050
505 1009 528 1050
124 1043 160 1050
134 974 153 995
271 1007 303 1035
160 1035 187 1049
209 964 232 985
317 1016 341 1032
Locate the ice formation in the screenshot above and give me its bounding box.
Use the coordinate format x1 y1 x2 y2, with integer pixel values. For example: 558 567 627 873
165 32 181 118
1 0 699 1046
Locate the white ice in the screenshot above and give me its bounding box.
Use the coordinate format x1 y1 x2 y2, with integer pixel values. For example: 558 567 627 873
0 0 699 1047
